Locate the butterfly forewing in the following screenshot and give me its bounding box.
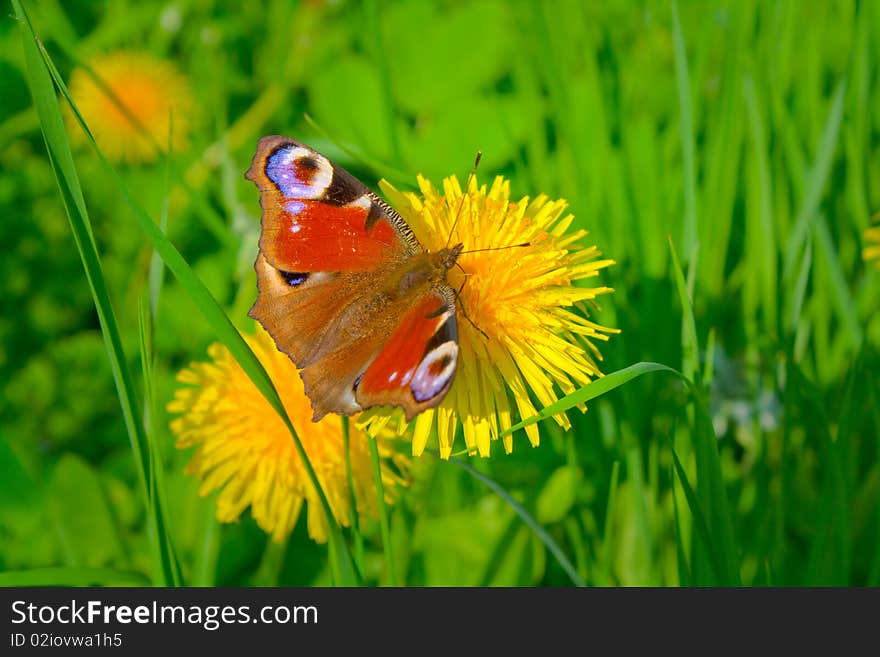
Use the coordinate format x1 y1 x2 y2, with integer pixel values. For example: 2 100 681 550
246 136 420 272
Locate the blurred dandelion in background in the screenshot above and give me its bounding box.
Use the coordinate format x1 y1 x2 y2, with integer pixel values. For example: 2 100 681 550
66 51 194 163
168 325 408 543
361 174 617 459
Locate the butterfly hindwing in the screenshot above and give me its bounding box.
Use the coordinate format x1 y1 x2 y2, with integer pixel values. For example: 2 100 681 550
355 288 459 421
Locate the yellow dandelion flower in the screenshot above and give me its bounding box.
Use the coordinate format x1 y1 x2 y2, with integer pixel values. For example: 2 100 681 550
67 51 194 163
168 325 408 543
864 220 880 269
361 174 617 459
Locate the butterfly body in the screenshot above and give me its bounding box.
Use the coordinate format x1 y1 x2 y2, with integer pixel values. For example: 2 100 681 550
246 136 461 421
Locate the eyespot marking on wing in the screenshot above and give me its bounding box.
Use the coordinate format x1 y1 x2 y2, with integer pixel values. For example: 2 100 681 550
271 265 333 290
411 340 458 403
279 270 309 287
266 146 332 199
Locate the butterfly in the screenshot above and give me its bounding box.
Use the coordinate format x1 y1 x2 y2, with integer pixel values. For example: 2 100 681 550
246 136 462 422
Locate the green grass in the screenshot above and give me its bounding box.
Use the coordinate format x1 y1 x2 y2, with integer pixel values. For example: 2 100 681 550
0 0 878 587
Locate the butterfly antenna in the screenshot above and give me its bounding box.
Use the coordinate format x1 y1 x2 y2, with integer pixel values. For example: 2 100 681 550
459 242 531 255
445 150 482 249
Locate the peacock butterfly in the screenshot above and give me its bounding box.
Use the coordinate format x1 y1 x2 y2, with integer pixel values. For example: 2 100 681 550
246 136 461 422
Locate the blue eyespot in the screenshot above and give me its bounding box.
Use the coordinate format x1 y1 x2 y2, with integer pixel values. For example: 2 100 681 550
266 147 330 199
279 271 308 287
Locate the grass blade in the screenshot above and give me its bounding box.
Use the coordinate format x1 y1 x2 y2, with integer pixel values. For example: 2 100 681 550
446 455 586 587
192 506 220 587
342 417 366 574
671 464 691 586
672 0 698 260
138 300 183 586
501 362 681 438
148 115 173 320
813 215 863 348
669 234 740 584
668 235 700 384
670 448 723 583
690 398 741 585
743 75 778 337
600 459 620 578
791 240 813 355
788 363 850 584
782 81 846 281
625 444 655 584
367 433 396 585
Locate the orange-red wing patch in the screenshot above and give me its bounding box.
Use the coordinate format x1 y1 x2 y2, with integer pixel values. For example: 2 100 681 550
261 199 400 271
357 291 458 417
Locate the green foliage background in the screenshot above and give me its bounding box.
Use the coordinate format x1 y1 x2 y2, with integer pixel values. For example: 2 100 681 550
1 0 878 586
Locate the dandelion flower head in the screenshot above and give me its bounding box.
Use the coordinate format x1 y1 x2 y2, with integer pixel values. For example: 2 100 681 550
361 174 617 459
168 325 408 543
67 51 194 163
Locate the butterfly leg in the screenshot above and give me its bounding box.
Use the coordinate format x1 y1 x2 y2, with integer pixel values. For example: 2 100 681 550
453 263 489 340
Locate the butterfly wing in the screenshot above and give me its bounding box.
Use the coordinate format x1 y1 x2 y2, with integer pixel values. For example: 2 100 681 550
354 287 458 421
247 136 456 420
246 135 421 273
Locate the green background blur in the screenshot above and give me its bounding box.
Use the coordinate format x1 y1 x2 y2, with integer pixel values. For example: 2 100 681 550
1 0 878 586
